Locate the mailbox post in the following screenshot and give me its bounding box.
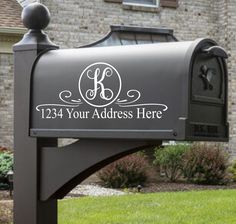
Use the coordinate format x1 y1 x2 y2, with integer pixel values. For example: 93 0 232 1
13 2 228 224
13 3 59 224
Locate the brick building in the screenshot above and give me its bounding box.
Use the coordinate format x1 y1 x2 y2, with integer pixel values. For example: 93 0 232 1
0 0 236 156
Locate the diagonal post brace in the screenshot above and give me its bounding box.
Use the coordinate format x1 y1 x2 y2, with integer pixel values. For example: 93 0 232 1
40 139 161 200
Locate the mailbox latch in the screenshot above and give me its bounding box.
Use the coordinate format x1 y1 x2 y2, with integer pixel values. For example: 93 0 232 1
199 65 216 90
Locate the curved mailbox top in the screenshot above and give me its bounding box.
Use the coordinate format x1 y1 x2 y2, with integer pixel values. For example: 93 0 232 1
30 38 228 141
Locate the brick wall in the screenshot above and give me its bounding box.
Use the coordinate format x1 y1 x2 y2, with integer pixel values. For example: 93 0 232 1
0 53 14 149
42 0 220 47
224 0 236 156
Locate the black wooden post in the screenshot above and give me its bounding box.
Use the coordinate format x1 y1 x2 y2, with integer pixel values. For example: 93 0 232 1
13 3 58 224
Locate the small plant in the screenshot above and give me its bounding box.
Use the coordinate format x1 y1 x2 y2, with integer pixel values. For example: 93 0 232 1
153 144 189 182
98 153 150 188
0 152 13 184
182 143 229 185
228 160 236 182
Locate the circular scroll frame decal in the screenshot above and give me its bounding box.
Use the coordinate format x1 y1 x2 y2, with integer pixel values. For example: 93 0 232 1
78 62 122 108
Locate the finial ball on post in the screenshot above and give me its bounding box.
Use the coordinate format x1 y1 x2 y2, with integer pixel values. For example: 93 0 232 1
22 3 51 30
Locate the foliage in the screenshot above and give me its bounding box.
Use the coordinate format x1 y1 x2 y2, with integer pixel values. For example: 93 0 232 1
228 160 236 182
98 153 149 188
182 143 229 184
153 144 190 182
59 190 236 224
0 152 13 181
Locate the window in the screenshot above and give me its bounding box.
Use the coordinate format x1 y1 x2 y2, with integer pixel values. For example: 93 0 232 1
123 0 159 7
104 0 178 11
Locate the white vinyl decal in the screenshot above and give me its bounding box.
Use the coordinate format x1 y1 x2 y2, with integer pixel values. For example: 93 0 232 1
36 62 168 120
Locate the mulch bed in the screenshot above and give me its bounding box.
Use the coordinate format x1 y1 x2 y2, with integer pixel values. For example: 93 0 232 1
0 200 13 224
0 191 12 201
0 191 13 224
141 182 236 193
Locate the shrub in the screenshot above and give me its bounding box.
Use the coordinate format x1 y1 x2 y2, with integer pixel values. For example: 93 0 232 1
0 152 13 184
98 153 150 188
182 143 229 185
228 160 236 182
153 144 190 182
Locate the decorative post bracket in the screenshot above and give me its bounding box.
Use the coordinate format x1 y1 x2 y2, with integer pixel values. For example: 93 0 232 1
40 139 160 200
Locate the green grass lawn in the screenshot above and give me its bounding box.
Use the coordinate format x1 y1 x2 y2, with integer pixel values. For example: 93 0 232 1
59 189 236 224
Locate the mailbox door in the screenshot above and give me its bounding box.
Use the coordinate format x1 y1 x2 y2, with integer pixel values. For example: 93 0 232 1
188 40 228 141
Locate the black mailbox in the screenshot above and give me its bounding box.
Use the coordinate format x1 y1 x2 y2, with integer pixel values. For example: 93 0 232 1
30 38 228 141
